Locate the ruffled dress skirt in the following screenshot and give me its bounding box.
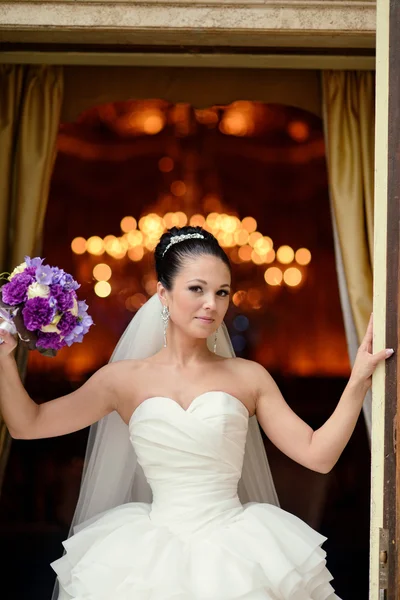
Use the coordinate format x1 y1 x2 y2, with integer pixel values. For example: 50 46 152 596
51 501 339 599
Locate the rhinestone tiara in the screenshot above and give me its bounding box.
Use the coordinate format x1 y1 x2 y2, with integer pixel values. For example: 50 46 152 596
162 233 205 257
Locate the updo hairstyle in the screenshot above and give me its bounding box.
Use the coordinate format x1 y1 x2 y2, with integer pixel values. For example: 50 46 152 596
155 226 231 290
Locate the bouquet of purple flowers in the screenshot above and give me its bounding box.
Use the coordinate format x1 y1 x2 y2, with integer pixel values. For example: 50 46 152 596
0 256 93 357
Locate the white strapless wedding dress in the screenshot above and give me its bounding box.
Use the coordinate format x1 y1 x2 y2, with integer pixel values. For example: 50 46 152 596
51 391 340 599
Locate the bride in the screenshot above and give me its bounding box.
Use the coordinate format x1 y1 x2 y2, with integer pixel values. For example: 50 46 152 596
0 226 393 599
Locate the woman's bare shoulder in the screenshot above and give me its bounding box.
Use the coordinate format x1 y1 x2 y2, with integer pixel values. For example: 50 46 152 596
220 356 263 375
223 357 271 390
106 357 152 373
93 359 149 393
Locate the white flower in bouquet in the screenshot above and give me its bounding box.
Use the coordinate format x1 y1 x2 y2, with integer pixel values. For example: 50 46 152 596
70 297 79 317
27 282 50 299
9 262 27 280
41 313 62 334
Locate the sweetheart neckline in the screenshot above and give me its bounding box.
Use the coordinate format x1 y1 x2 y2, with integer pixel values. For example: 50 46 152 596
128 391 250 426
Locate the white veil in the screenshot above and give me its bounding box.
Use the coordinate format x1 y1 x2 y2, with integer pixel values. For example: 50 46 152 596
52 293 279 599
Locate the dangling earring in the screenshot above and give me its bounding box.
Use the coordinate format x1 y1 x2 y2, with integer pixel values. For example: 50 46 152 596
213 328 218 353
161 305 170 347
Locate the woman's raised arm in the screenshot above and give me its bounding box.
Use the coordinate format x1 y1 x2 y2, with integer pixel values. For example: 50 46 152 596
0 329 121 439
252 315 393 473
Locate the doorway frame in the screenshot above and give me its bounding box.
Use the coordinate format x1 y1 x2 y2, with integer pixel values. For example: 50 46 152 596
1 1 395 598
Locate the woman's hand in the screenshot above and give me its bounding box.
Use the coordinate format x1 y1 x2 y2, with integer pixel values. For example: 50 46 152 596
350 314 394 390
0 325 18 357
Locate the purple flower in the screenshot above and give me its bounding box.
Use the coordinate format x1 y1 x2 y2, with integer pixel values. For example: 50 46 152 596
77 300 89 318
1 272 35 305
50 267 79 290
48 296 58 310
37 332 66 351
63 313 93 346
62 273 80 292
76 301 93 333
64 326 84 346
80 314 94 334
58 312 78 336
50 285 75 311
45 267 79 291
35 265 53 286
50 267 66 285
24 256 44 269
22 297 55 331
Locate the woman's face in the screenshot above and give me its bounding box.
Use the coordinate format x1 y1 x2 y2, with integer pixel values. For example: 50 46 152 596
158 254 231 339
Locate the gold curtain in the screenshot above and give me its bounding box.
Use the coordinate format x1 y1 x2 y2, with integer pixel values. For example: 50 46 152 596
322 71 375 343
0 65 64 491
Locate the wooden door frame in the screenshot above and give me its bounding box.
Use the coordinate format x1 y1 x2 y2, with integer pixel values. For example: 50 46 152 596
371 0 399 597
384 0 399 595
0 0 376 70
0 0 376 50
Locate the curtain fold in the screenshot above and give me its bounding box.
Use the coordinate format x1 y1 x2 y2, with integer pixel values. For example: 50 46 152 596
0 64 64 492
322 71 375 436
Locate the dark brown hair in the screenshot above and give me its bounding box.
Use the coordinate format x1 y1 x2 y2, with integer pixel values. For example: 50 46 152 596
155 226 231 290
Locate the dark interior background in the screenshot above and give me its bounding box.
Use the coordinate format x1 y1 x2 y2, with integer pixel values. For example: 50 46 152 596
0 100 369 599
